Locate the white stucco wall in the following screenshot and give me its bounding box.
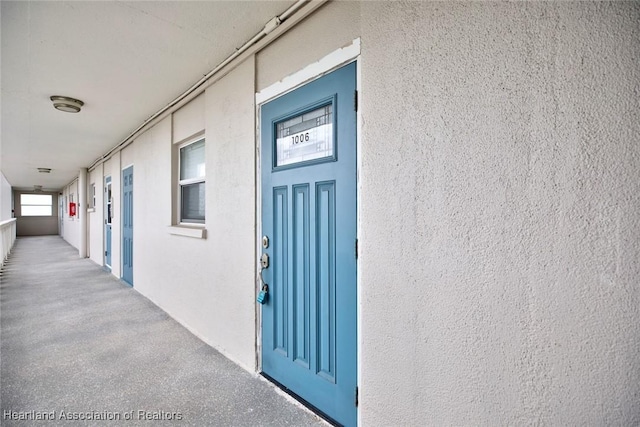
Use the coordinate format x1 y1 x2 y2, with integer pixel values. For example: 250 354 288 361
88 165 104 266
173 93 205 143
200 56 256 366
0 172 12 220
126 57 257 370
256 0 360 91
359 2 639 425
61 180 80 248
128 116 172 295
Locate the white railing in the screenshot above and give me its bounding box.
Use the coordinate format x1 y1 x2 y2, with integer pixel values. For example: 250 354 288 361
1 218 17 268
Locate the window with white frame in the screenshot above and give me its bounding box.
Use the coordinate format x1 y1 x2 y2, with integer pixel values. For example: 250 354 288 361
179 138 205 223
20 194 53 216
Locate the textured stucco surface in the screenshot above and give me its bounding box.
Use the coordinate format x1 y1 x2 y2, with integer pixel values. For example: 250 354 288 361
124 58 257 371
88 165 105 266
172 93 205 144
61 180 80 249
360 2 640 425
256 0 360 91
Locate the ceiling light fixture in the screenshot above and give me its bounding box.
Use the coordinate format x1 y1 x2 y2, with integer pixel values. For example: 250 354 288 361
50 95 84 113
37 168 51 173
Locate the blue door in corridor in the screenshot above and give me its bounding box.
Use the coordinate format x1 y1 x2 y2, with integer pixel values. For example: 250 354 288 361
260 62 357 426
122 166 133 285
104 176 112 269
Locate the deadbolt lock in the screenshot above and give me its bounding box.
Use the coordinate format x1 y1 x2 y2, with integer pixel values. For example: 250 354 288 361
261 253 269 269
262 235 269 249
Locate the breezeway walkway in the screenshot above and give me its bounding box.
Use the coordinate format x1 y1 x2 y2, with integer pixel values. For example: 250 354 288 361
1 236 325 426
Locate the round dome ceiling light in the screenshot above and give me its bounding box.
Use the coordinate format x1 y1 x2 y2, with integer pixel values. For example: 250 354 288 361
50 96 84 113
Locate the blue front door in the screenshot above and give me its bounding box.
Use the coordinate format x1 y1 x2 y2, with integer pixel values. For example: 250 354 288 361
104 176 112 269
122 166 133 285
260 62 357 426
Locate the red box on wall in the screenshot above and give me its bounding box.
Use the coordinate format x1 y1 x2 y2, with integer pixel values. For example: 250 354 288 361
69 202 76 217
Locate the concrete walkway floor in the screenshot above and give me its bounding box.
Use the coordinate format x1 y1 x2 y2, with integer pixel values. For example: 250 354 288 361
1 236 325 426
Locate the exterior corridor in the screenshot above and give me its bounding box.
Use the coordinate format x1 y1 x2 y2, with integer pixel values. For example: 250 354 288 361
0 236 324 426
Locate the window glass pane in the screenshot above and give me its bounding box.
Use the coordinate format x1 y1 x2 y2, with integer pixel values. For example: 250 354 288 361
181 182 205 222
22 206 52 216
20 194 52 205
275 104 333 166
180 139 205 181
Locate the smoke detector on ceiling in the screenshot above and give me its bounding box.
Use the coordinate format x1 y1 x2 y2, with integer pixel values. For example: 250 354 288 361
50 96 84 113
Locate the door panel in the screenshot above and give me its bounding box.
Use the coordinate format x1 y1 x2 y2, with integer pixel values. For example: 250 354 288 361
122 166 133 285
292 183 310 367
316 180 336 382
260 62 357 426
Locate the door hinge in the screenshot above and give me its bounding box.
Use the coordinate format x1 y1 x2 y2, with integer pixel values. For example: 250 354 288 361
104 251 107 256
355 238 358 259
354 90 358 112
355 386 359 407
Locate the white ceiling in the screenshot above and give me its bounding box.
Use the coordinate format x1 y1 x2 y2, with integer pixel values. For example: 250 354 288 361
1 0 293 191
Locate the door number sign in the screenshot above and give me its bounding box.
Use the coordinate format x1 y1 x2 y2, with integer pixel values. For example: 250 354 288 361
275 103 334 167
